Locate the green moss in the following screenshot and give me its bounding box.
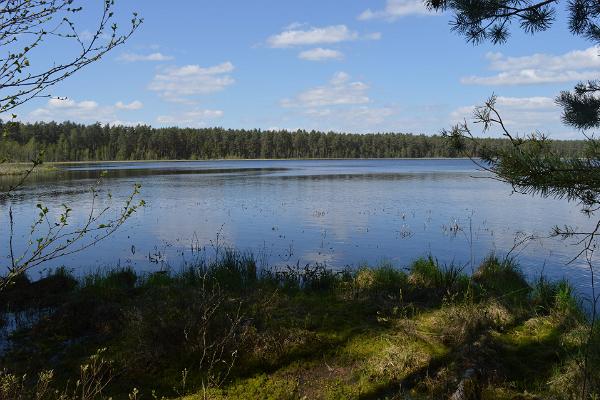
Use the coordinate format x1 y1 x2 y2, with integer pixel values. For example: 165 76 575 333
183 374 299 400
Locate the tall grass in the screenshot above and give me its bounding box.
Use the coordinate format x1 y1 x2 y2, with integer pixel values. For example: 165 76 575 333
0 250 595 399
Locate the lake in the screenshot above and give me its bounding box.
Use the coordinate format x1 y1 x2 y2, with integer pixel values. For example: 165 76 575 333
1 159 595 297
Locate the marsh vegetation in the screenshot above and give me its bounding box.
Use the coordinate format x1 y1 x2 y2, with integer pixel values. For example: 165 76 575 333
0 251 596 399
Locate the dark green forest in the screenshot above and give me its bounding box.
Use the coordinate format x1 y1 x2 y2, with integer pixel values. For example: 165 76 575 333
0 120 587 161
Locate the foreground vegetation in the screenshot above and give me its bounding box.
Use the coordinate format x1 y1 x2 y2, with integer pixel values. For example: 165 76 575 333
1 252 597 399
0 120 587 162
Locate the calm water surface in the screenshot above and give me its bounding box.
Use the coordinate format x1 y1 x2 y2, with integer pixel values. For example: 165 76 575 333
1 159 595 296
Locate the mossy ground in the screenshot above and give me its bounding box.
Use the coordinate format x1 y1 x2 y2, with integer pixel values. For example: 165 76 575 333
1 254 598 399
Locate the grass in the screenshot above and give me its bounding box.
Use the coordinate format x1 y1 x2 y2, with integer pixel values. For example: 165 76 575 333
0 162 57 176
0 252 598 399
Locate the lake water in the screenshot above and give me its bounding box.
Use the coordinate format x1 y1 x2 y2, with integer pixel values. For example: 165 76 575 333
1 159 596 297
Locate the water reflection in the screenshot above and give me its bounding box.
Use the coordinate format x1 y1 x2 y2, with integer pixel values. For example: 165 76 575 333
1 159 594 296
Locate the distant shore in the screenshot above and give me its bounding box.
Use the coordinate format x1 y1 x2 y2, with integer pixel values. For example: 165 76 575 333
5 156 475 165
0 162 57 176
0 157 478 177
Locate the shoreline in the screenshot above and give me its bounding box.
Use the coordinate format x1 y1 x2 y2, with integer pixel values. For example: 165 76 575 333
6 156 477 165
1 157 480 177
0 163 57 176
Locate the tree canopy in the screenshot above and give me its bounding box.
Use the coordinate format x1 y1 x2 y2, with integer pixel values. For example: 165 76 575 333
0 120 588 162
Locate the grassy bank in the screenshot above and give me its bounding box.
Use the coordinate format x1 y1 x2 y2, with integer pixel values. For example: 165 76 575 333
1 252 598 399
0 162 57 176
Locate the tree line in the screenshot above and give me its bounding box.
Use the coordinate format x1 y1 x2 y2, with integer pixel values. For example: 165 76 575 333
0 120 587 162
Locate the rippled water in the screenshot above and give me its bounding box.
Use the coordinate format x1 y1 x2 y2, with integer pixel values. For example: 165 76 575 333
1 159 595 296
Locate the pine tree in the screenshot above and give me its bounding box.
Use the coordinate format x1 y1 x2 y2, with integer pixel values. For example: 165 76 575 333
430 0 600 243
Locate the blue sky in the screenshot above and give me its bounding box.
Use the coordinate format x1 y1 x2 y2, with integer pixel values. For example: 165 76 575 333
8 0 597 138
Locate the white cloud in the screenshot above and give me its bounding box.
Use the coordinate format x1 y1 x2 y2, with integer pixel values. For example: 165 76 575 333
309 106 395 125
292 105 403 133
298 48 344 61
156 109 224 126
450 96 578 137
493 96 555 109
30 98 105 121
451 96 558 120
267 25 380 48
278 72 405 133
358 0 433 21
27 97 143 124
117 52 174 62
487 47 600 71
282 72 370 108
364 32 383 40
462 70 599 86
148 62 235 101
115 100 143 110
46 98 98 110
462 46 600 85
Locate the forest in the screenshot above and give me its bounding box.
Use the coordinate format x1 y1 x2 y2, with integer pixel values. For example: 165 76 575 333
0 120 587 162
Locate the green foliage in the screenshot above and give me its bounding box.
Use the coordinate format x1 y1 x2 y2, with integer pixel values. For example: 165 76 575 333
0 120 588 162
427 0 598 45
